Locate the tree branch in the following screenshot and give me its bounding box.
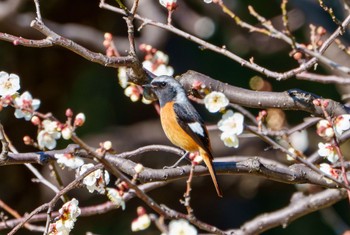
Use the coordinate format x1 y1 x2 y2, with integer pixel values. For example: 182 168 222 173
178 70 350 116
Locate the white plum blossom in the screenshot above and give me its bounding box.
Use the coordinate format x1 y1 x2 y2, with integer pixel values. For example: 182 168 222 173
55 153 84 170
13 91 40 121
217 110 244 148
218 110 244 135
59 198 81 225
37 120 61 150
142 60 174 76
118 66 128 88
131 214 151 232
0 71 20 97
106 188 126 210
316 119 334 138
220 131 239 148
159 0 177 10
61 126 73 140
319 163 332 176
318 142 339 163
124 85 140 102
289 130 309 153
48 198 81 235
333 114 350 136
204 91 229 113
168 219 197 235
77 163 110 194
286 147 298 161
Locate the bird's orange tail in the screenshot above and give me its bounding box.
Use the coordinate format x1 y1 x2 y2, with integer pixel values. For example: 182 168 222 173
199 149 223 197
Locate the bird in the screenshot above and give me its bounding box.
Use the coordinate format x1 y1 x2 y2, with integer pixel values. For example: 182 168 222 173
144 75 223 197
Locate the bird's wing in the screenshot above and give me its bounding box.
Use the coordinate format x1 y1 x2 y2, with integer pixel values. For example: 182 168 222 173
173 102 212 157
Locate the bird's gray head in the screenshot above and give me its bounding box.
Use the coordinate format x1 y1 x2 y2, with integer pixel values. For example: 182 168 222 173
147 75 188 107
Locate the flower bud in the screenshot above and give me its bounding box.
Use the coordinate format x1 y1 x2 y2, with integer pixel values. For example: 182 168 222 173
31 116 40 126
74 113 86 127
61 126 73 140
65 108 73 118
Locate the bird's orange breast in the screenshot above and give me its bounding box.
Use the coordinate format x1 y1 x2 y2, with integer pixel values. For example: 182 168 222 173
160 101 198 152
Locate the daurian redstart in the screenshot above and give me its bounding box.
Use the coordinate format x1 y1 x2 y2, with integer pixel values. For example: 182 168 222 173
144 75 223 197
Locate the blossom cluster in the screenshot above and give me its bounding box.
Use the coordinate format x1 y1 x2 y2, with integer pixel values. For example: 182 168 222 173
77 163 110 194
130 206 197 234
48 198 81 235
0 71 87 151
202 90 244 148
316 114 350 176
118 44 174 103
0 72 40 119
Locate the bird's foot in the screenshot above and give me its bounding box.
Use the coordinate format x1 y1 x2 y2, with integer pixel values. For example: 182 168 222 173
163 151 189 169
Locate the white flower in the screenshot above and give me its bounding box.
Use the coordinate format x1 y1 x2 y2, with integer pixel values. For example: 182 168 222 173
0 71 20 97
134 163 144 174
13 91 40 120
289 130 309 153
124 85 140 102
203 0 212 3
59 198 81 223
168 219 197 235
153 64 174 76
106 188 126 210
37 120 61 150
318 142 339 163
204 91 229 113
49 198 81 235
142 60 174 76
55 153 84 170
61 126 73 140
319 163 332 176
159 0 177 10
78 163 110 194
131 214 151 232
154 51 169 64
218 110 244 135
220 131 239 148
286 147 297 161
316 119 334 138
334 114 350 136
118 66 128 88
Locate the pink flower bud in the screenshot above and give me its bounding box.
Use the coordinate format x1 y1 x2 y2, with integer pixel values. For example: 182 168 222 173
137 206 146 216
104 32 113 40
65 108 73 118
23 135 32 145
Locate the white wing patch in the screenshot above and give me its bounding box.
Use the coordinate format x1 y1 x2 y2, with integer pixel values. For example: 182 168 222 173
188 122 205 137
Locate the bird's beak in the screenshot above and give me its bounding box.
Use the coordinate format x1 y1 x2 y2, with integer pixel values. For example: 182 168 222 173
142 83 158 101
142 83 153 89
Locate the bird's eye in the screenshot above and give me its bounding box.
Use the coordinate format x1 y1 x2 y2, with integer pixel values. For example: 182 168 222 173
159 82 167 88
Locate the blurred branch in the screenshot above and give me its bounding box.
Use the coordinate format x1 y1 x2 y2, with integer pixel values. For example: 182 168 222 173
229 189 347 235
296 72 350 84
0 181 167 230
0 0 23 21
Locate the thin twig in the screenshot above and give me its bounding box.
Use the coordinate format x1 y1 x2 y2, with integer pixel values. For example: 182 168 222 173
33 0 42 22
